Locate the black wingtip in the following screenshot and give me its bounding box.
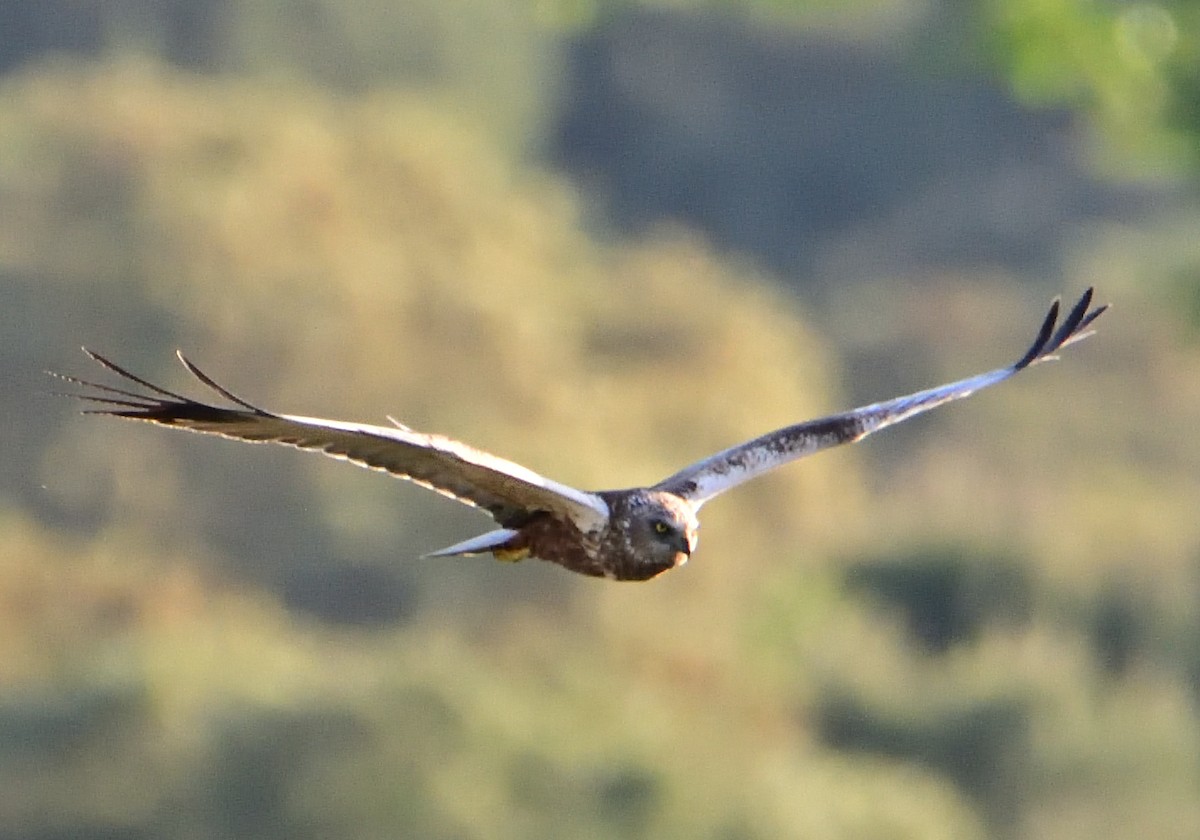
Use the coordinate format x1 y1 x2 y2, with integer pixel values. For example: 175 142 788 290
1076 301 1109 334
1049 286 1093 347
48 350 184 413
1014 287 1107 371
1014 297 1060 370
173 350 268 414
77 348 193 402
51 348 271 420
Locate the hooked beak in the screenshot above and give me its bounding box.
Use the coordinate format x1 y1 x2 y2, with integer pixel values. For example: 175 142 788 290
674 533 694 563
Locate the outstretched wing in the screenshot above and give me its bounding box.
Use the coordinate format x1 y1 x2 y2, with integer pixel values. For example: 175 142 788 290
654 288 1107 506
51 349 610 531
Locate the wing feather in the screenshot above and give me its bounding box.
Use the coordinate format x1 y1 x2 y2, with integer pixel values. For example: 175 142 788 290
654 288 1107 505
52 349 609 531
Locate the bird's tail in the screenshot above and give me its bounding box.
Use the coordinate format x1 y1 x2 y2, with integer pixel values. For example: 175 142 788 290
422 528 522 559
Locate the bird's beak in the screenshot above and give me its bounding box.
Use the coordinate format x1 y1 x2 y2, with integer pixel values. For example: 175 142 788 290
675 533 693 561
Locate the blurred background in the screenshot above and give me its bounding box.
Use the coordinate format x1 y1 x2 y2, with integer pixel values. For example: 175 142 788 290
2 0 1199 837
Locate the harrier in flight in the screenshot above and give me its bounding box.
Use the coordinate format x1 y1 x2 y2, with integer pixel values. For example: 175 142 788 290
54 289 1105 581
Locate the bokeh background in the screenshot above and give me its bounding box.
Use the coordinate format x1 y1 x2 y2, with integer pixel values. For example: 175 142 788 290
3 1 1200 838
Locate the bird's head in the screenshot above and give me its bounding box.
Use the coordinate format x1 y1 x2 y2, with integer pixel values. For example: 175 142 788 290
622 491 699 579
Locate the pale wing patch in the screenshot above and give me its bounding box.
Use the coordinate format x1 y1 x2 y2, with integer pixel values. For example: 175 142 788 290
278 414 610 530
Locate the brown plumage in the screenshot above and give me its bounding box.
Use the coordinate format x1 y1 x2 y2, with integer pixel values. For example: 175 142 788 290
51 289 1106 581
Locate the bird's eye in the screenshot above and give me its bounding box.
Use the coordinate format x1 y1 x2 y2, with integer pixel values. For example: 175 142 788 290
653 520 671 535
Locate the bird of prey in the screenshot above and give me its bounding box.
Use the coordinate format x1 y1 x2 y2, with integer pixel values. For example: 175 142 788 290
53 288 1106 581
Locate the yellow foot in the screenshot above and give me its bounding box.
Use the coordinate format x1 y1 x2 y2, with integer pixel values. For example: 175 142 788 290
493 547 530 563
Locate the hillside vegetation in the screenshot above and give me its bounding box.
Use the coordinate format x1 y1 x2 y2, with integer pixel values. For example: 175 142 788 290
2 55 1200 839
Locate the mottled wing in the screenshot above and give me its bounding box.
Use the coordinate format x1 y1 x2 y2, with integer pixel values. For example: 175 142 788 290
52 349 610 531
654 288 1107 506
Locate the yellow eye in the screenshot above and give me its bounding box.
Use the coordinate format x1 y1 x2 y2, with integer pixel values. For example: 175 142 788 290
653 521 670 535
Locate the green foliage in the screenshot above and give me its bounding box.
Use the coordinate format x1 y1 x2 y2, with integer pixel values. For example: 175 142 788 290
844 545 1033 653
534 0 1200 174
818 690 1031 830
980 0 1200 172
18 0 554 150
532 0 915 31
2 43 1200 840
14 0 1200 176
